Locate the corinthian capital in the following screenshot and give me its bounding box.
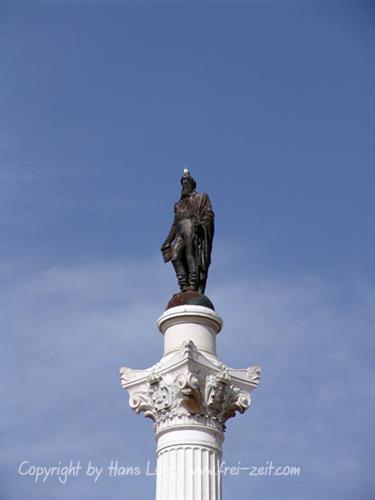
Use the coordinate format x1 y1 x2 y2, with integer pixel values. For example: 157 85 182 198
120 340 260 430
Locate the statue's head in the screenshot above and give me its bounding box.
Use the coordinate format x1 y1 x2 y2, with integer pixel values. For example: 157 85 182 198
180 168 196 197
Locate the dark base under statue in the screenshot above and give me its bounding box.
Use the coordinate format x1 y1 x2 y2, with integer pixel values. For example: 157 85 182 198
166 290 215 311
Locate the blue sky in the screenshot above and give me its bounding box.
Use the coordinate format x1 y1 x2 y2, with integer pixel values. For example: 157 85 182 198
1 1 374 499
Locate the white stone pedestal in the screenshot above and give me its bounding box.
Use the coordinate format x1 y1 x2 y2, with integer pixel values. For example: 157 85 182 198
120 304 260 500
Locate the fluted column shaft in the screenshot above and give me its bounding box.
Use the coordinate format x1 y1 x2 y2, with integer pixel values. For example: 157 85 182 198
156 428 222 500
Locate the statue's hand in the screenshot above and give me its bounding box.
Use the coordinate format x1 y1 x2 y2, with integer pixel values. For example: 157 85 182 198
161 241 171 251
161 241 172 263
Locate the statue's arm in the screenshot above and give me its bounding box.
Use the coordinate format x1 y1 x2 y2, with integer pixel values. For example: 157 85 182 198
162 221 176 248
161 219 176 263
161 202 178 249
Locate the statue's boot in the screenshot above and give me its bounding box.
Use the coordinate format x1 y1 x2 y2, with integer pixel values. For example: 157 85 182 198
172 260 189 292
188 272 198 291
177 273 189 292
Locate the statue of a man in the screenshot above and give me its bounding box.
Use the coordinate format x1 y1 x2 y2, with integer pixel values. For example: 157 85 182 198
161 169 214 294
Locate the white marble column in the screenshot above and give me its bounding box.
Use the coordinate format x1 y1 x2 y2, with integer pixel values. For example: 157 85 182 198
154 305 223 500
120 304 260 500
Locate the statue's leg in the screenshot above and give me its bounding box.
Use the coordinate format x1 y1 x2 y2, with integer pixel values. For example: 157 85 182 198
171 238 188 292
185 237 198 291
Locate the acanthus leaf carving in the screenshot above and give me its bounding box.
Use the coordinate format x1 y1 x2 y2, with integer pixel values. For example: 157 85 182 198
129 392 156 421
179 340 199 360
204 368 251 424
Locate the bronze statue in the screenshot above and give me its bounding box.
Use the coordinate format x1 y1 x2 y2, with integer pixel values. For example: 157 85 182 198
161 169 214 294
